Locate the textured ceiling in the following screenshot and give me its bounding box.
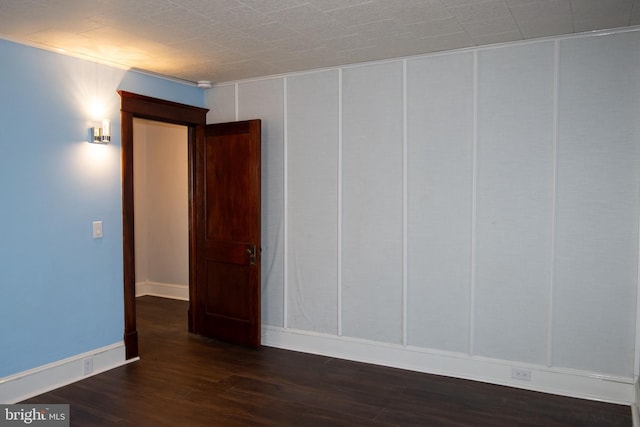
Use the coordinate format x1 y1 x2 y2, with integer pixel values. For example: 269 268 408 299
1 0 639 84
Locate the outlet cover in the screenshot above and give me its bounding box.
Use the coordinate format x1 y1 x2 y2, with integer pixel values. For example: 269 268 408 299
83 358 94 375
511 367 531 381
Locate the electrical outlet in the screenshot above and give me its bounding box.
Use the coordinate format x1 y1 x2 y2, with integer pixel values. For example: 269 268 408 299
511 367 531 381
83 357 94 375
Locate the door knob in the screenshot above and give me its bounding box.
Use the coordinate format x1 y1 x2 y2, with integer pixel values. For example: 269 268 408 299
246 245 256 265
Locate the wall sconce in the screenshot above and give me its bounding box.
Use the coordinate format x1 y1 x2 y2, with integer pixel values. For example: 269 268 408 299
90 119 111 144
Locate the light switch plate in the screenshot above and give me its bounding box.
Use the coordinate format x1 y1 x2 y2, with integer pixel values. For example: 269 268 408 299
93 221 103 239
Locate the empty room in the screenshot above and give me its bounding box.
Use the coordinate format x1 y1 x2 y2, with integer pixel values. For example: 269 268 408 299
1 1 639 425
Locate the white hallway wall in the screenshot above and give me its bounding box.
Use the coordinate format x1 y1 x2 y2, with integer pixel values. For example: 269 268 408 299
133 119 189 300
206 29 640 403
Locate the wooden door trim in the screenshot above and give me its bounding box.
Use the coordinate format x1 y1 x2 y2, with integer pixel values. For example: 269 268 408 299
119 91 208 359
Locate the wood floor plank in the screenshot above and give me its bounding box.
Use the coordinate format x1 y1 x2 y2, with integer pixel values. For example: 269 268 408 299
23 296 632 426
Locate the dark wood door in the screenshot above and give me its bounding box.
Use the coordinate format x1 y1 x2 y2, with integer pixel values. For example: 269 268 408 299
193 120 261 347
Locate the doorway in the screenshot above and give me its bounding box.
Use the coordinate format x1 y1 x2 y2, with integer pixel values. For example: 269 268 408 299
119 91 208 359
133 119 189 301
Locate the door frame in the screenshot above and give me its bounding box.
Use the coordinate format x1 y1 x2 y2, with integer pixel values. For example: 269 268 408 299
119 91 208 359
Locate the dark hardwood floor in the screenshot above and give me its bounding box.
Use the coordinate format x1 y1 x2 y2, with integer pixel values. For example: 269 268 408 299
25 296 631 426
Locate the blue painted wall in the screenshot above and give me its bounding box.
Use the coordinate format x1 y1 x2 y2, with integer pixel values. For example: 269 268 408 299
0 38 204 377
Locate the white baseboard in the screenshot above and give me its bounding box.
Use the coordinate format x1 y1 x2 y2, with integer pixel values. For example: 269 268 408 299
262 326 636 406
136 281 189 301
1 327 632 409
632 380 640 427
0 342 136 404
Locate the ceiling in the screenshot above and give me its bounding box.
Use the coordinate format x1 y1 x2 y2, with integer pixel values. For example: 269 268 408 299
1 0 638 84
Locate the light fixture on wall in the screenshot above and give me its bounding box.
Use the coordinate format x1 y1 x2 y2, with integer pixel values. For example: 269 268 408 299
90 119 111 144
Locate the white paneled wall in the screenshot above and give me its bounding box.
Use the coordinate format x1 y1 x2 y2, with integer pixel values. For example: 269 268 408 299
474 42 556 365
553 32 640 377
287 70 340 334
206 83 236 124
205 28 640 402
342 62 404 344
406 52 474 354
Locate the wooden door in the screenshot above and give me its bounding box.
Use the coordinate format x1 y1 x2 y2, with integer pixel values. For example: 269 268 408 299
193 120 261 347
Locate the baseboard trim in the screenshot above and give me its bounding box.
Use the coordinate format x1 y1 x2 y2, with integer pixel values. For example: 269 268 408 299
0 342 136 404
262 326 635 405
632 380 640 427
136 281 188 301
